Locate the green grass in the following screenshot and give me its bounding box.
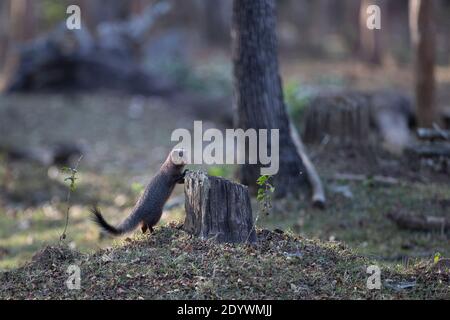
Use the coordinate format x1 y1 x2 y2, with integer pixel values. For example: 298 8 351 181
0 152 449 300
2 164 447 299
1 158 449 272
259 179 450 261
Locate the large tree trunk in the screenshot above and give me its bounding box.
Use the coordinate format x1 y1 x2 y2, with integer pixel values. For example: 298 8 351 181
409 0 437 128
232 0 320 202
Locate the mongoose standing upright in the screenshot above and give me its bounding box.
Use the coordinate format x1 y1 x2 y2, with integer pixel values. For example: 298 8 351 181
92 148 187 235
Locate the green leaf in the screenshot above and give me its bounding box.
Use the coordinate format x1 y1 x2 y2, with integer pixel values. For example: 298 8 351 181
61 166 71 173
434 252 441 264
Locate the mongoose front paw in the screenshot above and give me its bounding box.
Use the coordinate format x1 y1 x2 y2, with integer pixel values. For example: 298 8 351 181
176 169 189 184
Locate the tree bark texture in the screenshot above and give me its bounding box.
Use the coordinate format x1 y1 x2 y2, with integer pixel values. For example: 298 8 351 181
183 171 257 244
232 0 308 198
410 0 437 128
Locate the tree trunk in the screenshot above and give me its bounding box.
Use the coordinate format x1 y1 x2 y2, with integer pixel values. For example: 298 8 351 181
183 171 256 243
306 0 328 54
1 0 35 90
341 0 361 53
0 0 10 74
88 0 132 25
409 0 437 128
10 0 35 42
359 0 383 65
231 0 308 198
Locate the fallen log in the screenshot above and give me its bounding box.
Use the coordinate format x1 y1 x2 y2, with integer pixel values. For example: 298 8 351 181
4 2 176 95
406 143 450 158
387 212 449 233
289 121 326 208
183 171 257 243
417 128 450 141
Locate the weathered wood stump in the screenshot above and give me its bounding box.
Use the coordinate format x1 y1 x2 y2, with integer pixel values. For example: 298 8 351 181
183 171 257 243
302 91 414 152
302 91 372 146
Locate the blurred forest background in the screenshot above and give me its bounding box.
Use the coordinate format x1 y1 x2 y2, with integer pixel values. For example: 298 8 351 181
0 0 449 272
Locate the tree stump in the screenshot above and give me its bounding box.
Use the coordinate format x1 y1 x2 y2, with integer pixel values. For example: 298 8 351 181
302 90 414 153
183 171 257 243
302 91 372 147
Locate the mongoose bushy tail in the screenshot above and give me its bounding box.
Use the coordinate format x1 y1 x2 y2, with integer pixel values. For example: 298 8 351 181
91 148 187 236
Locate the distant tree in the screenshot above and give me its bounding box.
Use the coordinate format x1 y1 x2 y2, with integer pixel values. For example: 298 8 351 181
1 0 35 90
10 0 35 42
307 0 328 54
340 0 361 53
0 1 10 73
232 0 324 206
409 0 438 128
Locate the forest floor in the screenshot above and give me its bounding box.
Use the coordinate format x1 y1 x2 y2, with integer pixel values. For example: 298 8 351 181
0 58 449 299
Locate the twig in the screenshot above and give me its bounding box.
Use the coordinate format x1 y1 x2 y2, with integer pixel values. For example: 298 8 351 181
289 121 326 208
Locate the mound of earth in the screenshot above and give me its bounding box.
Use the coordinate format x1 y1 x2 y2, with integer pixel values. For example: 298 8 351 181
0 224 448 299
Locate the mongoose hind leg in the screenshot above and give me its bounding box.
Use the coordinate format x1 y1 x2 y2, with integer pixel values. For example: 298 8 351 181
141 223 148 234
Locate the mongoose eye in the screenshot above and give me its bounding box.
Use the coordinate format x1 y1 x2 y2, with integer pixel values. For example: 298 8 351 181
178 151 183 157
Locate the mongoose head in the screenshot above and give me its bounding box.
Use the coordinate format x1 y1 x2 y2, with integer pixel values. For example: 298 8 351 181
169 148 188 167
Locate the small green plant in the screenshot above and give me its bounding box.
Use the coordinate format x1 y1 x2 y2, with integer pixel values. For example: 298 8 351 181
60 155 83 241
434 252 442 264
256 175 275 216
246 175 275 242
